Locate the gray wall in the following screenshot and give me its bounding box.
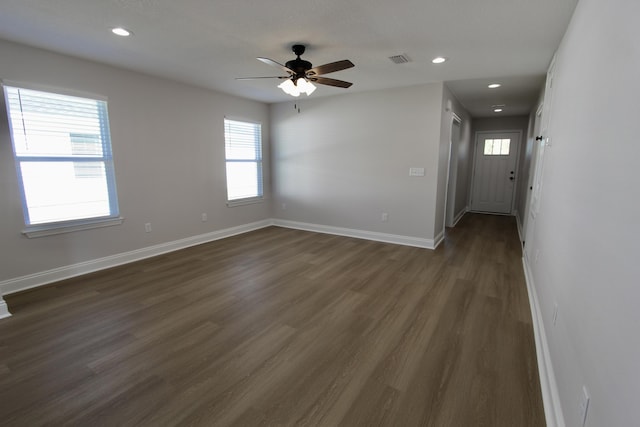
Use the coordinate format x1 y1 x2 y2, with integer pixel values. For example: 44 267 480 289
0 39 271 286
525 0 640 425
271 83 445 243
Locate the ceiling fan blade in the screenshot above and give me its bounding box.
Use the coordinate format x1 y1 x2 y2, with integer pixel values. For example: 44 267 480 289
235 76 289 80
306 60 354 76
257 57 294 74
309 76 353 88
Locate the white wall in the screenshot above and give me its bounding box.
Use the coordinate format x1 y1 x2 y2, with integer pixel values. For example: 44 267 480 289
525 0 640 425
0 39 271 291
271 83 444 245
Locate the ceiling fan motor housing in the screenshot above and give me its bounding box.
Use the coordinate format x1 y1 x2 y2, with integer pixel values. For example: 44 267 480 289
243 44 353 89
285 58 312 79
286 45 312 80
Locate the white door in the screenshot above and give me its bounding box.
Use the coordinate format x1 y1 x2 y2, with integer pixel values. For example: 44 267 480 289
470 131 520 214
524 56 556 260
521 104 544 240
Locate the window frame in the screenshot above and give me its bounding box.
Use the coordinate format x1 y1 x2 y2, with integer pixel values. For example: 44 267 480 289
223 118 264 207
2 81 123 238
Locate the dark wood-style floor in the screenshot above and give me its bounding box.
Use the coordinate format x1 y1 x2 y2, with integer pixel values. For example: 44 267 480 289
0 214 544 426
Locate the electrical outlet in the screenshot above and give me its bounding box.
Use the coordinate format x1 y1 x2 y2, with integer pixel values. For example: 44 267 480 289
552 303 558 326
579 386 590 426
144 223 152 233
381 212 389 222
201 213 207 222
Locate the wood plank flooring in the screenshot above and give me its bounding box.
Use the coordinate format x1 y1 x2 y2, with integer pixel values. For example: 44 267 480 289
0 213 545 426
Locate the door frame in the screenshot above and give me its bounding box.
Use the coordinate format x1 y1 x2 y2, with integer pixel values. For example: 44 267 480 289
443 113 463 230
469 129 523 215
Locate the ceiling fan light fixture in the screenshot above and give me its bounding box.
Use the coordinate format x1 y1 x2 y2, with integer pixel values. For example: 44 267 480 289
306 81 317 95
247 45 354 96
278 79 300 97
297 78 317 95
279 78 316 97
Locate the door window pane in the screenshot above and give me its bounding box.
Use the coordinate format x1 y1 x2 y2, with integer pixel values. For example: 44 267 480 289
484 138 511 156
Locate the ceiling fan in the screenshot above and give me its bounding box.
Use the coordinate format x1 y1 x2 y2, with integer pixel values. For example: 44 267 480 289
237 44 354 96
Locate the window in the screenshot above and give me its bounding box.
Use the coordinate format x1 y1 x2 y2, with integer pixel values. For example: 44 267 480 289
483 138 511 156
224 119 263 204
3 83 121 236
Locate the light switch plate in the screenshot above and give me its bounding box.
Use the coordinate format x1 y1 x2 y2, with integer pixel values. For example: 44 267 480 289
409 167 425 177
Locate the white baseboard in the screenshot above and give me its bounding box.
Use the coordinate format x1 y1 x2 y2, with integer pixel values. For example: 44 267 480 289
273 219 436 249
522 256 566 427
433 229 445 249
452 209 466 227
0 218 436 300
0 297 11 319
0 219 273 296
515 210 524 244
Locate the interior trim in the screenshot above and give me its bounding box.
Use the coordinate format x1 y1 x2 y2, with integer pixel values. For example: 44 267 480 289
522 256 566 427
0 297 11 319
23 216 124 238
432 229 445 249
1 219 437 299
1 219 273 296
273 219 436 249
452 209 467 227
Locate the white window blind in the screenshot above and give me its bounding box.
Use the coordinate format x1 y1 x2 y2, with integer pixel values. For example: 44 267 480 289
224 119 263 202
3 84 120 227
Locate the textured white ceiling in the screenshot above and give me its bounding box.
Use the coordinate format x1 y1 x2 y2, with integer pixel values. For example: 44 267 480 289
0 0 578 117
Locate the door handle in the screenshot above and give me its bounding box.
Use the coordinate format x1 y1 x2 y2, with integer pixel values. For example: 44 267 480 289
536 136 544 141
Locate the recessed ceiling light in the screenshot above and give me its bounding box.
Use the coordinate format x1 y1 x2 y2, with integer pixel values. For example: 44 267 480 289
488 83 501 89
431 57 447 64
494 108 503 113
111 27 132 37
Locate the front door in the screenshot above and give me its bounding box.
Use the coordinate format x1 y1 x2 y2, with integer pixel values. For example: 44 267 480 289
470 131 520 214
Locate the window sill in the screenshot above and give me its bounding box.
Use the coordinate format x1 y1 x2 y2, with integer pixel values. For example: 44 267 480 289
22 216 124 238
226 197 264 208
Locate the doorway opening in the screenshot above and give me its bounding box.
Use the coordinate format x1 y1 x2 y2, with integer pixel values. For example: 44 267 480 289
470 130 522 214
444 115 464 229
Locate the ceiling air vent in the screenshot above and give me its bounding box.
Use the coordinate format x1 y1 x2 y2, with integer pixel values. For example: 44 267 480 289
389 54 411 64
